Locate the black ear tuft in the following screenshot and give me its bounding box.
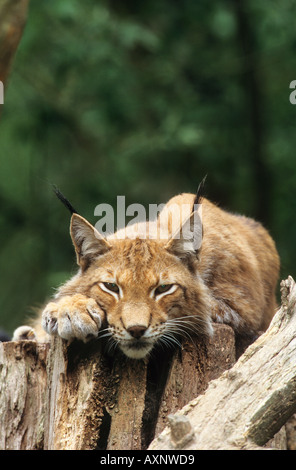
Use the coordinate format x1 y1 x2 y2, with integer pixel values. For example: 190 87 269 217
193 175 207 208
52 185 78 215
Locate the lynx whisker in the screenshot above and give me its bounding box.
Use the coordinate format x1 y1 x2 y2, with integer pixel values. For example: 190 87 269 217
166 315 207 335
158 333 182 350
105 337 119 355
98 327 113 339
165 327 194 343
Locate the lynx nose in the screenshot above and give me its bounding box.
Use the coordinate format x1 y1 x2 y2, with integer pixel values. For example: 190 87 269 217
127 325 147 339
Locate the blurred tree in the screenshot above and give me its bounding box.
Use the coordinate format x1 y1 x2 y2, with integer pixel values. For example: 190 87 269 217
0 0 295 333
0 0 29 86
232 0 271 225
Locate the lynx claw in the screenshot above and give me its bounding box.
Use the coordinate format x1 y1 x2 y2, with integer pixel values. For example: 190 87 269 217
42 303 59 335
12 326 37 341
41 295 103 342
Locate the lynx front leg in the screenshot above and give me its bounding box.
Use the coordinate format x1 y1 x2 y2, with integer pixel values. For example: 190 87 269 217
42 294 104 342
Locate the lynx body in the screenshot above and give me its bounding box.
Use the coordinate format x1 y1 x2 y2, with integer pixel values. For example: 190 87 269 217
13 193 280 359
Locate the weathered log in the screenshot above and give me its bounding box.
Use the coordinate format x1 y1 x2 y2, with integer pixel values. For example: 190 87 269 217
0 341 48 449
0 323 235 450
2 277 296 450
43 323 236 450
149 276 296 450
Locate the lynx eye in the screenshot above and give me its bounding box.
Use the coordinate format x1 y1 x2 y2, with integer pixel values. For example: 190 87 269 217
155 284 174 296
103 282 120 293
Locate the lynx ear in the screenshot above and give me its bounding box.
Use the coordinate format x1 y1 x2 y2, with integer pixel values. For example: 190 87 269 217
70 214 111 270
164 210 202 260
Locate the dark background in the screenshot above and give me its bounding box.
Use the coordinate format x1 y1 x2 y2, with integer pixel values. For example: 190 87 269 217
0 0 295 334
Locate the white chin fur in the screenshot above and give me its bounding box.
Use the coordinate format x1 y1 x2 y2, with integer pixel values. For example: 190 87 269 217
119 343 153 359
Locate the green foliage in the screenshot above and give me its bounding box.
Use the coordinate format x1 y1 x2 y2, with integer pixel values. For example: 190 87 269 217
0 0 295 333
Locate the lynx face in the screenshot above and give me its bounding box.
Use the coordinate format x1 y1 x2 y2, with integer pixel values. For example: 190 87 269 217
53 213 211 359
79 242 211 359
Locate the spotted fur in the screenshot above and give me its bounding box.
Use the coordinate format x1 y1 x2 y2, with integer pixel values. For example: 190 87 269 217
13 193 280 359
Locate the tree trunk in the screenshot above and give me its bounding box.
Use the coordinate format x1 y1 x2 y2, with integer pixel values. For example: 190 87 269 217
0 0 29 86
232 0 272 226
1 277 296 450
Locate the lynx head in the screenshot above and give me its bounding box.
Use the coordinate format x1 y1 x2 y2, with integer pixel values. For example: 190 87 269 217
69 201 211 359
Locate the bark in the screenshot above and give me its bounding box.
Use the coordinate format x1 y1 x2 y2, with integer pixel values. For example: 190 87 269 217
149 276 296 450
43 322 236 450
0 341 48 450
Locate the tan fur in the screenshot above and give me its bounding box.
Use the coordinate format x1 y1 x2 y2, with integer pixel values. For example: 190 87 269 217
13 193 280 359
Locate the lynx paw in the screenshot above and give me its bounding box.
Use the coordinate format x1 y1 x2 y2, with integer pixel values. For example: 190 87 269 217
12 326 37 341
42 294 103 342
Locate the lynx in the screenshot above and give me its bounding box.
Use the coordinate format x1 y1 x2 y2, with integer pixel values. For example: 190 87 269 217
13 191 280 359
